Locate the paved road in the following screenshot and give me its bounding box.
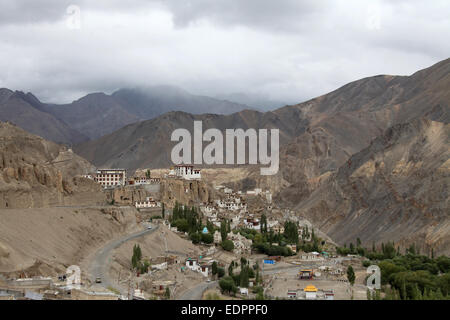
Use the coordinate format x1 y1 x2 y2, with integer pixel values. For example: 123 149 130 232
177 281 218 300
88 225 159 295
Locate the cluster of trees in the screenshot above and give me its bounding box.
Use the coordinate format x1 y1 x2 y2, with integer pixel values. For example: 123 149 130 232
245 214 299 256
170 202 215 245
131 244 150 274
211 261 225 279
298 226 322 253
374 254 450 300
337 239 401 259
253 242 294 256
170 202 201 234
219 258 261 297
219 219 234 251
283 221 298 244
339 238 450 300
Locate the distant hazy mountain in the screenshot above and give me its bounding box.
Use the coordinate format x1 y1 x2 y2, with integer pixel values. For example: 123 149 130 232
215 92 289 111
112 86 253 119
0 88 88 145
41 92 141 140
0 85 253 142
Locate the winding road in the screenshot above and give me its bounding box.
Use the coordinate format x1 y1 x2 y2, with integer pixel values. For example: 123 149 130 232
177 281 218 300
88 224 159 295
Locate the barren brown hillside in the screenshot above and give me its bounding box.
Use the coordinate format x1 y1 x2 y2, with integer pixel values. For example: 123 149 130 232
295 119 449 255
0 121 105 208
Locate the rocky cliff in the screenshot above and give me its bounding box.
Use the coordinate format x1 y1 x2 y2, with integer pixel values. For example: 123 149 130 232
160 178 211 208
0 121 105 208
294 119 449 255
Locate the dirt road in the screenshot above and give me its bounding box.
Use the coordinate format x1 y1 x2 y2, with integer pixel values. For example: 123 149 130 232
177 281 218 300
88 225 159 295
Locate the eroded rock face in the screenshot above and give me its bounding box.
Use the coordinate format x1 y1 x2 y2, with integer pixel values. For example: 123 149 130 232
105 184 161 206
160 178 210 207
0 121 106 208
295 119 450 255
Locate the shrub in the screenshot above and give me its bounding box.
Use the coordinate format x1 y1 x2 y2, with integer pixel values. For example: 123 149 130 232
221 239 235 251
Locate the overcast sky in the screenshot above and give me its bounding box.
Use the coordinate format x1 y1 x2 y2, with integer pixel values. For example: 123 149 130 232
0 0 449 106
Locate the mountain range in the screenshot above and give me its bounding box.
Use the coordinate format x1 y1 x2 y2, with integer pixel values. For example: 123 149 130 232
0 85 253 144
74 58 449 254
1 58 449 254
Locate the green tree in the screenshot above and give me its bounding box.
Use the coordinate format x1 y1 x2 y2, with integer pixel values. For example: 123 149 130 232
283 221 299 244
165 287 170 299
347 265 355 286
212 261 218 275
221 239 234 252
219 276 237 295
217 267 225 278
240 266 249 288
260 214 267 234
220 219 228 241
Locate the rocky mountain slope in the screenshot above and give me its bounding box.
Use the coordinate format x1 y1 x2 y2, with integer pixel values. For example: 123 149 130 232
76 59 449 173
294 119 449 256
0 89 87 144
0 121 105 208
75 108 307 170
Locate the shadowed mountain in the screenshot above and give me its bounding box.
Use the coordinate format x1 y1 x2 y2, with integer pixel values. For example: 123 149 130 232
0 86 253 143
41 92 141 140
0 89 88 145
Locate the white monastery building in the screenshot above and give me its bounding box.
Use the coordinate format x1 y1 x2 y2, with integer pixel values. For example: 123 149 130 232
95 169 127 188
174 165 201 180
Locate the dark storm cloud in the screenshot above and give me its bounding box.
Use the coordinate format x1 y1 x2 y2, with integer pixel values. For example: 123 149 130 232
159 0 327 32
0 0 448 105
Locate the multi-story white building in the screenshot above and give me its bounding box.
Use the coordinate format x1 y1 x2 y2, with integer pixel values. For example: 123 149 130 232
174 165 201 180
95 169 126 188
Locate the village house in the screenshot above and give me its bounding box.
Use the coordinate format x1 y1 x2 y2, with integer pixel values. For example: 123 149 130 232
323 289 335 300
199 264 209 277
201 203 216 216
151 280 175 296
227 232 252 255
213 231 222 244
185 258 199 271
243 218 260 230
135 197 161 209
246 188 262 196
272 225 285 234
287 289 298 299
300 252 322 261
